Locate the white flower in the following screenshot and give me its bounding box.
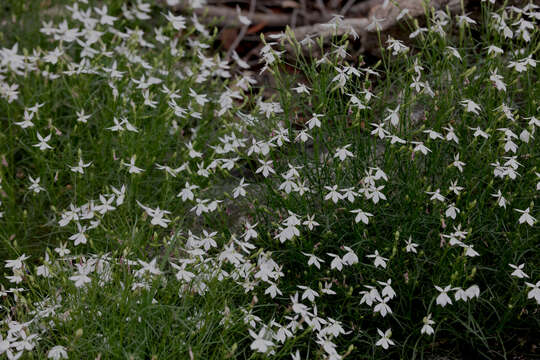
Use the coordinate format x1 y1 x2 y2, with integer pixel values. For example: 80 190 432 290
460 99 481 115
525 281 540 305
15 109 35 128
454 287 468 302
69 223 87 246
461 244 480 257
54 243 71 257
449 180 464 195
13 331 38 351
489 70 506 92
421 314 435 335
255 159 275 178
69 158 92 174
306 113 322 129
378 279 396 299
465 285 480 299
328 253 344 271
243 221 258 241
371 169 387 181
155 163 185 177
334 144 354 161
349 94 369 110
341 187 358 202
302 215 319 230
279 174 297 194
350 209 373 224
302 252 324 269
233 178 249 198
515 207 536 226
374 297 392 317
405 236 418 253
164 11 186 30
435 285 453 307
236 5 252 26
321 281 336 295
137 201 171 228
292 83 310 94
365 185 387 204
446 46 462 61
386 38 408 56
249 328 274 353
367 250 388 269
486 45 503 56
509 263 529 279
519 129 532 143
33 132 53 151
295 130 312 143
298 285 319 302
445 203 460 219
122 156 144 174
424 129 444 141
411 141 431 155
0 334 14 356
185 141 202 158
370 122 389 139
275 225 299 243
452 153 466 172
48 345 68 359
360 285 382 307
189 88 209 106
28 176 45 194
169 262 195 282
375 328 395 349
342 246 359 265
491 190 508 209
367 16 385 32
177 182 199 201
264 283 282 299
389 135 406 144
397 8 409 21
324 185 342 204
332 66 349 88
426 189 445 202
136 258 163 277
69 263 92 288
443 125 459 143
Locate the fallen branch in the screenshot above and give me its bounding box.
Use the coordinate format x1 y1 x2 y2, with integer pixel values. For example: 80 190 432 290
226 0 256 59
291 18 369 41
347 0 382 16
289 0 465 55
170 3 293 27
368 0 463 33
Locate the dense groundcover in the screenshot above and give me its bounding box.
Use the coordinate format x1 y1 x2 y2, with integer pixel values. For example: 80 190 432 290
0 0 539 359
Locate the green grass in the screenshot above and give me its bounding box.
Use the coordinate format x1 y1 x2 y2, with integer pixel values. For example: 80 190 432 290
0 0 538 359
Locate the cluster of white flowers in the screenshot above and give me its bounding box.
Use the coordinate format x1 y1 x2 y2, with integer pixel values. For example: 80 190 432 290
0 0 538 358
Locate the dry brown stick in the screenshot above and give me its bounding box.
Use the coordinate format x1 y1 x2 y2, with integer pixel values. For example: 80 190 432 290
291 8 299 28
369 0 463 33
340 0 357 16
348 0 382 16
226 0 256 60
290 0 465 46
170 3 291 27
316 0 329 18
299 0 308 26
245 42 264 64
291 17 369 42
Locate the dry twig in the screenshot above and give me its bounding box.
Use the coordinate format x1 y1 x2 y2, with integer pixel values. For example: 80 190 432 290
226 0 256 59
171 2 291 26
